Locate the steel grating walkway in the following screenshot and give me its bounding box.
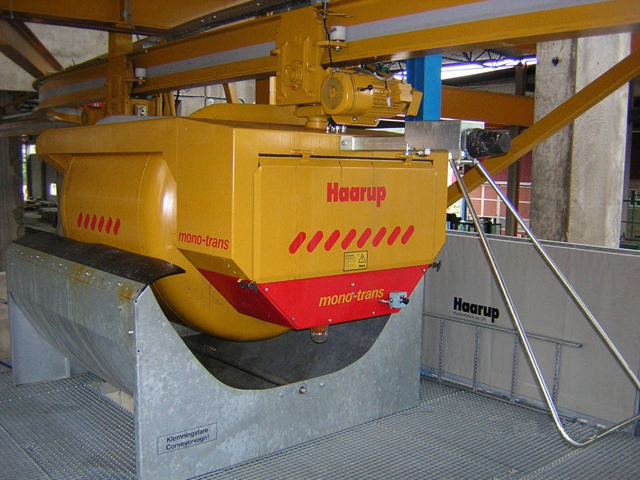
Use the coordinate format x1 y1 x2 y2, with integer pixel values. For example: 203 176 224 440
1 365 639 479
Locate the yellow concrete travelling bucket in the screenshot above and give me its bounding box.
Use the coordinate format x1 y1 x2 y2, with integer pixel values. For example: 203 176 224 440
37 105 447 340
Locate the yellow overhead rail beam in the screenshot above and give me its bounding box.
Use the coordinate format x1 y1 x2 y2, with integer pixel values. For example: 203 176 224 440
0 0 266 35
327 0 638 64
36 0 640 111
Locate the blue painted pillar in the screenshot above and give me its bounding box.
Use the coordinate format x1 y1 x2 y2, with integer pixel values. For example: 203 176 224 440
406 55 461 225
405 55 442 121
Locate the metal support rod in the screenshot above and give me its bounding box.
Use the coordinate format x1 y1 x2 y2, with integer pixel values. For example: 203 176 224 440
472 325 480 391
474 159 640 393
449 157 640 447
552 344 562 405
510 334 519 402
438 318 446 380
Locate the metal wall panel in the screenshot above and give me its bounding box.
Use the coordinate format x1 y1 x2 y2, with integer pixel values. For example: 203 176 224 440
423 232 640 425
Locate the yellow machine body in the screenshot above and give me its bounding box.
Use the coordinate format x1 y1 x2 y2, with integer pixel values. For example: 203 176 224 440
37 105 447 340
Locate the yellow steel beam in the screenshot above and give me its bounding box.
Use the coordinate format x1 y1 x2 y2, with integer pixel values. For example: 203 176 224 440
127 0 252 30
0 0 253 33
34 0 640 110
37 63 108 110
104 32 133 116
255 77 275 105
0 114 76 137
0 19 61 77
330 0 639 65
223 83 240 103
441 86 533 127
128 16 279 95
0 0 482 32
325 0 483 25
0 0 122 28
447 47 640 207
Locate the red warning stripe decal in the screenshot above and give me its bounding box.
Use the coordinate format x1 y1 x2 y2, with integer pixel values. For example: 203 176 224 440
288 225 415 254
341 229 357 250
372 227 386 247
289 232 306 254
76 212 121 235
324 230 340 251
306 231 324 252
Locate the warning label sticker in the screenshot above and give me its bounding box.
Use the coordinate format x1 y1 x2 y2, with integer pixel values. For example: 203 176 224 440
157 423 216 455
344 251 368 271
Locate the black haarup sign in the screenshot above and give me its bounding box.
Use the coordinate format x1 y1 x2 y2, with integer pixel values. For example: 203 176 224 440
452 296 500 323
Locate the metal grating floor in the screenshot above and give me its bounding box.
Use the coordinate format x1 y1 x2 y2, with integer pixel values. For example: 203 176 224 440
1 368 639 479
0 367 135 479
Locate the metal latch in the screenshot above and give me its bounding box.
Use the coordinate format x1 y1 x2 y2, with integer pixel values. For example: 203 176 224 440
380 291 410 309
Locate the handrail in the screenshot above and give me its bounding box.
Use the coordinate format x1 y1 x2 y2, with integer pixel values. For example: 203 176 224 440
449 157 640 447
423 311 583 349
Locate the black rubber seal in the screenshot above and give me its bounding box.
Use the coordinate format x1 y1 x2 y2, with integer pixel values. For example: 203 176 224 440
15 231 184 284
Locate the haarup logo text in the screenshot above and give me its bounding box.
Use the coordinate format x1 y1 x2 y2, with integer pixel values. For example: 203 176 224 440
453 296 500 323
326 182 387 207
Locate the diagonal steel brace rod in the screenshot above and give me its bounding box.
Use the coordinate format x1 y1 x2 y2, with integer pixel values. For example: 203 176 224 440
449 157 640 447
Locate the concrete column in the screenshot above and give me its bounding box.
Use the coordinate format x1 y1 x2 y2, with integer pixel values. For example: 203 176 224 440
568 35 630 247
531 40 576 242
531 34 630 247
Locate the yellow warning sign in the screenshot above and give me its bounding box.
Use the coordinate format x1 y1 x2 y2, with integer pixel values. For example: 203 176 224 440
344 251 368 272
